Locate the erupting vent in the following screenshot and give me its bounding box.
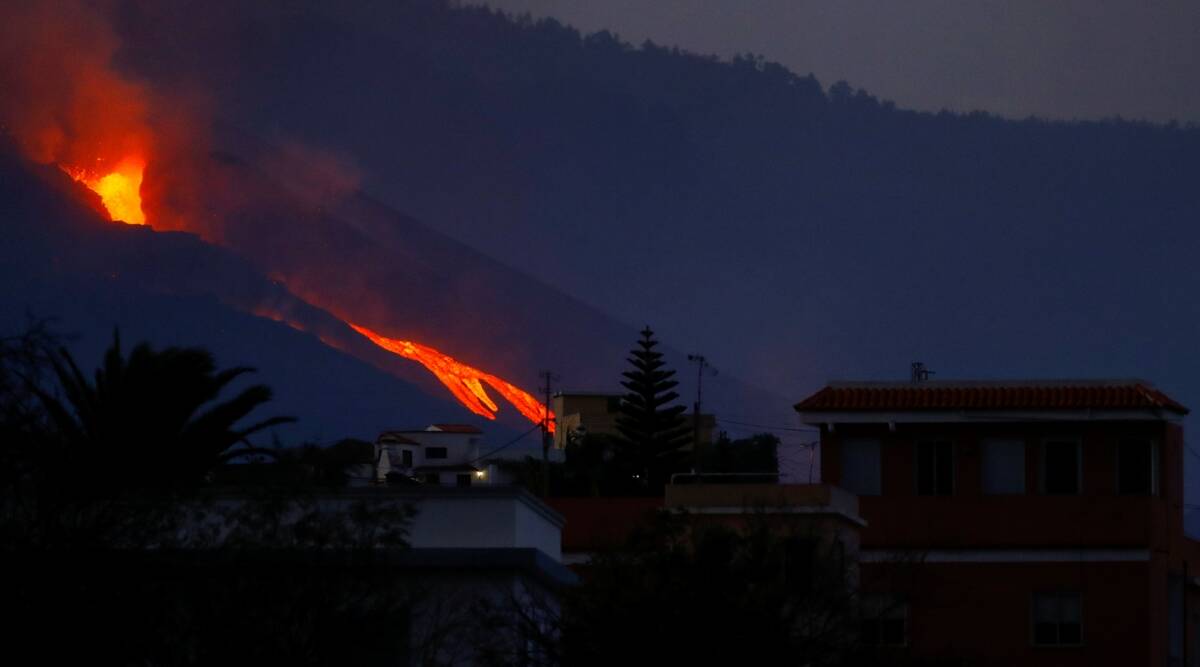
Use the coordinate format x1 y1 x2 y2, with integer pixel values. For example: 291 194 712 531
62 157 146 225
8 1 555 433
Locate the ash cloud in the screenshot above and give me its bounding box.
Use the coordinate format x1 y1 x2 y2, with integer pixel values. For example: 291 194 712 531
0 1 150 168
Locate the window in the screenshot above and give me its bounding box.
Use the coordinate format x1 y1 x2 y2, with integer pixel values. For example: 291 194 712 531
456 473 472 487
916 440 953 495
841 439 881 495
1042 439 1080 494
861 595 907 647
1117 439 1158 495
401 449 413 467
425 446 448 460
1032 592 1082 646
982 438 1025 494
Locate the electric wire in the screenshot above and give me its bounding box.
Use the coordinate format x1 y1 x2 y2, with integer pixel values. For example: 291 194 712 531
716 417 819 433
465 423 543 464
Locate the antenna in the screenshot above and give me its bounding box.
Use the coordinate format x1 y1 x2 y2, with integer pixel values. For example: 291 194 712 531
911 361 935 384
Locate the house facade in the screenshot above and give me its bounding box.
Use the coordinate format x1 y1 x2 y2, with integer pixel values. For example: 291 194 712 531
796 379 1196 666
376 424 499 487
551 391 715 449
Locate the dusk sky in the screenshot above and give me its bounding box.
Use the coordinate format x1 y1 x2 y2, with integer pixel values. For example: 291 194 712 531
481 0 1200 123
2 0 1198 473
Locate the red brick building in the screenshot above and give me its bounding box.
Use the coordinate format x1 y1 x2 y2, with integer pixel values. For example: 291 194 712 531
796 379 1196 666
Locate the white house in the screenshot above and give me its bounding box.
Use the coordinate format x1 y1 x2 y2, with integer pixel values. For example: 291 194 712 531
376 424 510 487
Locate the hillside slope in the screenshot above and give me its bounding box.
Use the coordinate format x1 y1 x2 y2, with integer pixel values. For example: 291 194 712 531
0 146 503 443
116 1 1200 415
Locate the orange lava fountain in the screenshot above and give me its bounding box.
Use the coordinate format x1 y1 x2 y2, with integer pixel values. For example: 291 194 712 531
62 157 147 225
351 323 554 431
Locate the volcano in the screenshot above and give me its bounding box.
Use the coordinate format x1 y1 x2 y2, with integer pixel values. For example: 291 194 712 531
0 138 780 446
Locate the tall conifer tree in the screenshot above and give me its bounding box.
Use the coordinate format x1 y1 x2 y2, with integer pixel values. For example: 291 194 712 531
615 326 691 489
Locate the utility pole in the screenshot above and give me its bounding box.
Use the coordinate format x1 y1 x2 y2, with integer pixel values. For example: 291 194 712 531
538 370 558 497
687 354 716 472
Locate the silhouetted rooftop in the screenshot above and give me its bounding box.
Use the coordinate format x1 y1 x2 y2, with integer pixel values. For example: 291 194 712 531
795 380 1188 415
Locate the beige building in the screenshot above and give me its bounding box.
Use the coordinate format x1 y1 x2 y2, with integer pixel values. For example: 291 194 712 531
551 391 715 449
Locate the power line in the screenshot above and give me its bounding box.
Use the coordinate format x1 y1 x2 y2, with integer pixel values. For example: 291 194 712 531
466 424 542 464
716 417 819 434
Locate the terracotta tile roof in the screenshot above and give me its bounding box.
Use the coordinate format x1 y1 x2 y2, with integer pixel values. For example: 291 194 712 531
794 380 1188 415
377 432 420 445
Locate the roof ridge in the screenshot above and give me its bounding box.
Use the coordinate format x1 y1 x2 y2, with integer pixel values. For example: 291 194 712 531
795 380 1189 415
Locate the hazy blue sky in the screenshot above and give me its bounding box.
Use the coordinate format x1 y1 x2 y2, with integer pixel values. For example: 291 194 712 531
479 0 1200 123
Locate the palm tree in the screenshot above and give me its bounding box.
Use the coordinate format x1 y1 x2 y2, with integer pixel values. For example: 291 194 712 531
38 331 294 494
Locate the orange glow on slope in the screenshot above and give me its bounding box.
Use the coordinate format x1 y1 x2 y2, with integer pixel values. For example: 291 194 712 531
351 323 554 432
63 157 147 225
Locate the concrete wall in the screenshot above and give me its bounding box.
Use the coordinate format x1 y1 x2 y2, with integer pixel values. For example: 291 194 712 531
514 498 563 561
402 489 564 561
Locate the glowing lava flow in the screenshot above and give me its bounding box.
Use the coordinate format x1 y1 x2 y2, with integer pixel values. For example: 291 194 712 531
351 323 554 432
62 157 147 225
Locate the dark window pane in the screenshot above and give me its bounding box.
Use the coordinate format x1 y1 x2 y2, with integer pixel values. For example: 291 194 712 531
1034 622 1058 645
982 439 1025 494
917 442 952 495
1118 440 1152 495
1044 441 1079 494
402 450 413 467
860 619 880 645
426 447 448 459
917 442 936 495
1058 622 1081 645
936 442 954 495
881 619 906 646
1033 593 1082 645
456 473 472 487
843 439 882 495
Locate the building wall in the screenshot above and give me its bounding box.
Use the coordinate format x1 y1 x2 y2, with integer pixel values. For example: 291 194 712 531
820 418 1190 664
552 393 715 449
820 420 1176 548
402 431 482 465
861 559 1152 666
513 498 563 561
367 489 564 565
377 430 488 486
553 394 620 448
408 496 516 550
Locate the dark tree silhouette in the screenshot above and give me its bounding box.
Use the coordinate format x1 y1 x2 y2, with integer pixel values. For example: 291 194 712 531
697 432 781 477
558 512 883 667
37 331 294 494
615 326 691 490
